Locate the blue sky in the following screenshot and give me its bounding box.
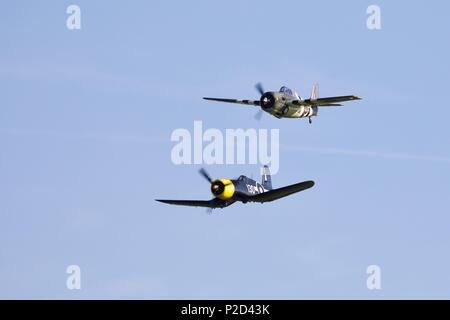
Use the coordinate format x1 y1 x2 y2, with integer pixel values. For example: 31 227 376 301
1 1 450 299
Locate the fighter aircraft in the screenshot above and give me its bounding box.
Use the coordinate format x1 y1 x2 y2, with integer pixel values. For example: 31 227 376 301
156 166 314 210
203 83 361 123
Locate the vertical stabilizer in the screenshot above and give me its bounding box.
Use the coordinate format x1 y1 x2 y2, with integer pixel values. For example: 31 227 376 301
261 165 272 190
310 83 319 100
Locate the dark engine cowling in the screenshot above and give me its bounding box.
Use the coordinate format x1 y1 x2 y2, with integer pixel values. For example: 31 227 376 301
211 180 225 196
260 92 276 110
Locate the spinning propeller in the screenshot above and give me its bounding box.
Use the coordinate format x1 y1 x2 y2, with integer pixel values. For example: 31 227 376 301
254 82 265 121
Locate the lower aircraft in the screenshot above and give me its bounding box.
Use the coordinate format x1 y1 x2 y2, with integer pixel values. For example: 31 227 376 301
156 166 315 210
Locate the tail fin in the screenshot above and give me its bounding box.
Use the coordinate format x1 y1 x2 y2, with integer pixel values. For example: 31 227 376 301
310 83 319 100
261 165 272 190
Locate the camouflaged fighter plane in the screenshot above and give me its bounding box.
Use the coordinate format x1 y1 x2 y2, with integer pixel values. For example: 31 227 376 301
203 83 361 123
156 166 314 210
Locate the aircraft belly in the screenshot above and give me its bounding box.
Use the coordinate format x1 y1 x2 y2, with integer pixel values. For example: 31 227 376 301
284 106 302 118
289 105 318 118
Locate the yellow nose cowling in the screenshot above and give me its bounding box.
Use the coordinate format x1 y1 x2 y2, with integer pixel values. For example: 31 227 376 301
216 179 235 200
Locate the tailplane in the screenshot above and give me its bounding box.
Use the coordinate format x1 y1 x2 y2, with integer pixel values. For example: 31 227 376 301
261 165 272 190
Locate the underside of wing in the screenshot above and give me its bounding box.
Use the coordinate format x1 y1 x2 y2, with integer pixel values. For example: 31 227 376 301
246 180 315 203
315 103 343 107
292 95 361 106
156 198 234 208
203 97 260 106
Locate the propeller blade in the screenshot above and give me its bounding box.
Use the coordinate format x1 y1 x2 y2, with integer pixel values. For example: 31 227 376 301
199 168 213 183
255 82 265 96
254 109 263 121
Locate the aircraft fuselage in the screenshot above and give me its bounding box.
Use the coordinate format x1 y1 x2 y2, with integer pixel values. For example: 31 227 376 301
211 175 269 202
261 91 319 119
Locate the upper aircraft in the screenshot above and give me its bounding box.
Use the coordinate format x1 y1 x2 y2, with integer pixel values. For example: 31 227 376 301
203 83 361 123
156 166 314 212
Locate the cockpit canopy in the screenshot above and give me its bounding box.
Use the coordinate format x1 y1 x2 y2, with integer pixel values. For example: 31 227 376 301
279 86 300 99
279 86 293 96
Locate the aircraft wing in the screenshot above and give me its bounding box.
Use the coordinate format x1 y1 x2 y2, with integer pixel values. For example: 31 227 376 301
292 95 361 107
203 97 260 106
246 180 315 203
156 198 235 208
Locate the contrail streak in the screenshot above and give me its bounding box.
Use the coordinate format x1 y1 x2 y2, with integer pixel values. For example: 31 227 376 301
281 145 450 164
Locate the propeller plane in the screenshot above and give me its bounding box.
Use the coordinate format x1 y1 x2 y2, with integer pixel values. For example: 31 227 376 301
204 83 361 123
156 166 314 211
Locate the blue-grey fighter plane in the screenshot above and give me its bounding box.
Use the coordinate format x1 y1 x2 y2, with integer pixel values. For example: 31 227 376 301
204 83 361 123
156 166 314 210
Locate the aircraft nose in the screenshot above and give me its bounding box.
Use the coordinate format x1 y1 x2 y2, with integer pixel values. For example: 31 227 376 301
210 179 235 200
210 180 225 196
260 92 275 110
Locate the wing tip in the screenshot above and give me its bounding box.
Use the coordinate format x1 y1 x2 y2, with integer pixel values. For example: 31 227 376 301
155 199 171 204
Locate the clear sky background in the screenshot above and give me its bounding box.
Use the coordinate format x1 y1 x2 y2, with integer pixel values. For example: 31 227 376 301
1 1 450 299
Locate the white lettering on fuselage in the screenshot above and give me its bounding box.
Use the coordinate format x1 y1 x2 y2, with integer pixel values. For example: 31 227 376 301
246 183 265 194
